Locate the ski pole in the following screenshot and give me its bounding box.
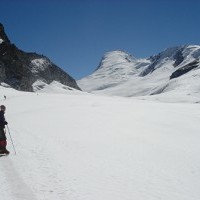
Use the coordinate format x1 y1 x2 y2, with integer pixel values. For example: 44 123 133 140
6 125 17 155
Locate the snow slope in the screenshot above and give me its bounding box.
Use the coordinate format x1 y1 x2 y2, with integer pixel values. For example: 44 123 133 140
32 80 82 94
78 46 200 99
0 87 200 200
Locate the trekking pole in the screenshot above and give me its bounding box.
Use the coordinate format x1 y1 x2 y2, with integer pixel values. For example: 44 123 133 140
6 125 17 155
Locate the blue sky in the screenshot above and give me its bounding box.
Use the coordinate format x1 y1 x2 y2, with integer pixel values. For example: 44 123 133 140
1 0 200 79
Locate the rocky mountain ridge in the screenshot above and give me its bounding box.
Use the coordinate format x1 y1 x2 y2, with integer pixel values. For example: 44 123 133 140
0 23 80 92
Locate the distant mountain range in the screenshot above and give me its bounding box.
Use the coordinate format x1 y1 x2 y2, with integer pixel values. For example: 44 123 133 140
0 23 80 92
78 46 200 99
1 23 200 100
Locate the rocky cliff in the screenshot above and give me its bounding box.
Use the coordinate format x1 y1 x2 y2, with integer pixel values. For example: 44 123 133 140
0 23 81 92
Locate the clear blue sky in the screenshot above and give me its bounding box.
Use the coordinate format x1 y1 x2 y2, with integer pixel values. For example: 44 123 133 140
1 0 200 79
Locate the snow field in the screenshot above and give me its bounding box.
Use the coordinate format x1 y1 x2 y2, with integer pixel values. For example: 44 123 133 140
0 89 200 200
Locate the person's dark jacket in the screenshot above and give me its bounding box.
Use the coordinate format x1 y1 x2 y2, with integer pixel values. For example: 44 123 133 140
0 111 7 140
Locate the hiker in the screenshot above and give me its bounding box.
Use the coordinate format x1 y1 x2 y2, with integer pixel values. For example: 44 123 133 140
0 105 9 155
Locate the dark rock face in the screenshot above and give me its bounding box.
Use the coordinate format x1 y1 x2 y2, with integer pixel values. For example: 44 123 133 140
0 23 80 91
173 48 184 67
140 47 186 77
140 54 161 76
170 60 199 79
0 23 10 44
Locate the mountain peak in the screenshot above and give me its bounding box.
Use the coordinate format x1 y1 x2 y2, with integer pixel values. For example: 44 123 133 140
96 50 137 70
103 50 137 61
0 23 11 44
0 23 80 92
78 45 200 98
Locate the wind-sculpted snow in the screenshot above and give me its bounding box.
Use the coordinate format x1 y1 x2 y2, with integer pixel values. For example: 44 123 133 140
0 87 200 200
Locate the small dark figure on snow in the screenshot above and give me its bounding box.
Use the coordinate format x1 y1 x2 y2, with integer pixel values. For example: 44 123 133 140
4 95 6 100
0 105 9 155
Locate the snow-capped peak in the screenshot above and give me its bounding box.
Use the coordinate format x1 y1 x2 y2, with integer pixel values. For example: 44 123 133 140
181 45 200 59
96 50 137 70
78 50 150 93
78 45 200 98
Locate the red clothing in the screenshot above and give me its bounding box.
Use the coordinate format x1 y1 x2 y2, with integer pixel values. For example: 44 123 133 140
0 140 7 147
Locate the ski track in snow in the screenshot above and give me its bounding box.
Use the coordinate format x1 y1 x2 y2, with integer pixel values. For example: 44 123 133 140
0 157 37 200
0 90 200 200
0 127 79 200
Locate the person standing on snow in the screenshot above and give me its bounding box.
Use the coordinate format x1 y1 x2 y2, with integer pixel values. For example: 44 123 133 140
0 105 9 155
